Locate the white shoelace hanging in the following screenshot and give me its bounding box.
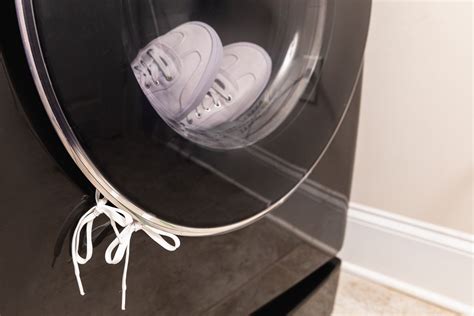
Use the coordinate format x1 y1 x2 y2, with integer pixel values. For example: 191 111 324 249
71 190 180 310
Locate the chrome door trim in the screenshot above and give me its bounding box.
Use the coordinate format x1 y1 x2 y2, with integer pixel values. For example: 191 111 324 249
15 0 362 236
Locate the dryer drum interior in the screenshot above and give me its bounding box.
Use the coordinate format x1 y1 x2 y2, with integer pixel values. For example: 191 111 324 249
15 0 365 236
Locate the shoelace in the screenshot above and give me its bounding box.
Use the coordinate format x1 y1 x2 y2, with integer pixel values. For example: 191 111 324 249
71 190 180 310
186 80 232 124
133 48 173 89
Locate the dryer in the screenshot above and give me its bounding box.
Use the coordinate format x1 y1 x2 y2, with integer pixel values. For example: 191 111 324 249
0 0 370 314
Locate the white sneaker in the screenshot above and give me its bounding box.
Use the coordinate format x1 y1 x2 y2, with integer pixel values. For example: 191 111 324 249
183 42 272 130
131 22 223 121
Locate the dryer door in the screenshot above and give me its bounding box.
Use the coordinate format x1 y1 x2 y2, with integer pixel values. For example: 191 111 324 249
16 0 370 235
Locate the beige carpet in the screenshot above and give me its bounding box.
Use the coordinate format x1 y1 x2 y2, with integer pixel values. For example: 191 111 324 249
332 272 459 316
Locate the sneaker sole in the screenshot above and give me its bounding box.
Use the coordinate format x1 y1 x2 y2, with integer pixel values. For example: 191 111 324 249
224 42 272 121
175 21 224 121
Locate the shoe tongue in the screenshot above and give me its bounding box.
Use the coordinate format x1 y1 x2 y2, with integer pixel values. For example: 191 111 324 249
217 70 237 90
199 72 235 110
142 45 178 89
140 51 155 67
200 92 215 110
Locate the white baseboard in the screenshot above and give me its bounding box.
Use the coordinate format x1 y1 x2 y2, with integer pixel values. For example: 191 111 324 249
340 203 474 315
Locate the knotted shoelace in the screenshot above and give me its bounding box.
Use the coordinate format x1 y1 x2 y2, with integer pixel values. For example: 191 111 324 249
133 48 173 89
71 190 180 310
186 79 233 123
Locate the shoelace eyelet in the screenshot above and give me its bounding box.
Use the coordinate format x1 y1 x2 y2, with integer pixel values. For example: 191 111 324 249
140 52 172 87
226 95 233 102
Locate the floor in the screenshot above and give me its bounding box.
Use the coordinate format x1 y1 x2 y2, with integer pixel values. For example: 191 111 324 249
332 272 459 316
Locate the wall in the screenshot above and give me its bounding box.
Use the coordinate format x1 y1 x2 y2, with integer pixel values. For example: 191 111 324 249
351 0 473 234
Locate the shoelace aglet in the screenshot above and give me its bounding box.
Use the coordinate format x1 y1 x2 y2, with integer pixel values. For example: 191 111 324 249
121 288 127 310
121 236 131 310
74 266 85 295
